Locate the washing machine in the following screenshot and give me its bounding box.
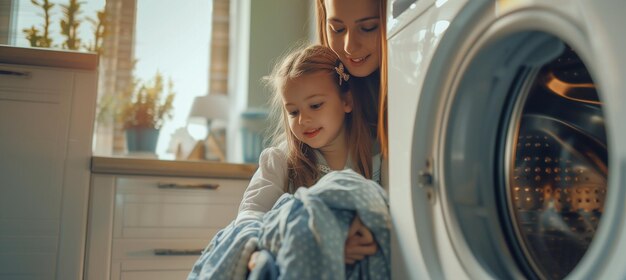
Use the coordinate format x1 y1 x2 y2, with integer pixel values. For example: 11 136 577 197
387 0 626 279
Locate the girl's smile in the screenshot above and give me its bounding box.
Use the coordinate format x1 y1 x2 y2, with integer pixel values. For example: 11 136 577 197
304 128 322 138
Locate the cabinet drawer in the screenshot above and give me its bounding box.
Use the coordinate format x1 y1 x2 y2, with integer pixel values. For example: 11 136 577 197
116 176 247 199
86 172 253 280
0 64 74 103
114 259 199 280
121 270 191 280
111 238 209 279
114 176 246 239
116 201 230 238
112 239 209 260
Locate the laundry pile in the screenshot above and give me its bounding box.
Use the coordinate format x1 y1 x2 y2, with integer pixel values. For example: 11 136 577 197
187 169 391 280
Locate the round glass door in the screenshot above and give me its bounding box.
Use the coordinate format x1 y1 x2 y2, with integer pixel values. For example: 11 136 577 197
506 46 608 279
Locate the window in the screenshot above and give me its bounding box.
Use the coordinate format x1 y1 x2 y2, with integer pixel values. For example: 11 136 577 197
8 0 106 49
95 0 214 160
96 0 214 160
3 0 313 163
4 0 215 160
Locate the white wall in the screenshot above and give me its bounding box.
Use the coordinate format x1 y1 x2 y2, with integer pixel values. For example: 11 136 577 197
228 0 313 162
247 0 313 108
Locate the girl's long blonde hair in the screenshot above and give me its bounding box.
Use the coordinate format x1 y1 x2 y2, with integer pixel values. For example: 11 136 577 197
315 0 388 157
265 44 373 192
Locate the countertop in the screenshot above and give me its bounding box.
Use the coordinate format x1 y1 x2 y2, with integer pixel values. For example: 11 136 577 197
0 44 98 70
91 156 258 179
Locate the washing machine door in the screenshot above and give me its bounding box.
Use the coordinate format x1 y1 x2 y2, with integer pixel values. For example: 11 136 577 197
391 0 626 279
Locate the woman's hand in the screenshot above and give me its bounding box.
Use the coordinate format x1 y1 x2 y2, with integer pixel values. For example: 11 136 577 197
345 216 377 264
248 251 259 270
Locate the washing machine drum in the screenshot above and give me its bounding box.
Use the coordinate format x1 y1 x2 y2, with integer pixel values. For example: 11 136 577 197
507 47 607 279
433 32 612 280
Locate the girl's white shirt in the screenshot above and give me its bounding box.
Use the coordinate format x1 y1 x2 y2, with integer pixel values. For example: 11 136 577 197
236 144 381 225
236 145 289 225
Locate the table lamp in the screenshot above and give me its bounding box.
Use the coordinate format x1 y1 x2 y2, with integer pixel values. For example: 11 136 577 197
188 94 229 161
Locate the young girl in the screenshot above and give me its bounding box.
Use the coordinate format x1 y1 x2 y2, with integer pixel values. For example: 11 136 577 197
238 44 378 221
238 44 380 268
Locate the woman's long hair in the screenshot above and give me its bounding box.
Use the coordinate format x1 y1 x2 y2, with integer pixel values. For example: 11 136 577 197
265 44 372 192
315 0 388 157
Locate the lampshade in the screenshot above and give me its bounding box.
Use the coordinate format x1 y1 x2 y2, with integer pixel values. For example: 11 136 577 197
188 94 230 122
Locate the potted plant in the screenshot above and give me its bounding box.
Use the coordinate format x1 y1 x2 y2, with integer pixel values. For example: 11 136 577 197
120 71 175 153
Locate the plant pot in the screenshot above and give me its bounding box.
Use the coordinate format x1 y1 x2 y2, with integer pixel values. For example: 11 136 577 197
125 128 160 153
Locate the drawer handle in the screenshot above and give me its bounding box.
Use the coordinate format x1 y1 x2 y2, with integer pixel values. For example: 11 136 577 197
0 69 31 78
154 248 203 256
157 183 219 190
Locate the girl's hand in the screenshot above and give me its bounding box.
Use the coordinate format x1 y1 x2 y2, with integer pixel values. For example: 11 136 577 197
345 216 377 264
248 251 260 270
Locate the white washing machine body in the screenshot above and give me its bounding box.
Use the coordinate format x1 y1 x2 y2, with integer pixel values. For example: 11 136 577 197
388 0 626 279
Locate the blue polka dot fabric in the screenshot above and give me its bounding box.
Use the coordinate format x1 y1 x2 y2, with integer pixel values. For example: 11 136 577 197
187 219 262 280
187 169 390 280
258 169 391 279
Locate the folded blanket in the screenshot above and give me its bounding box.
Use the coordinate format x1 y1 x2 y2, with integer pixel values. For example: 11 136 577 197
188 169 391 280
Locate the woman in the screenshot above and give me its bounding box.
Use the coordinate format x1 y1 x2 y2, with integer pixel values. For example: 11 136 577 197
316 0 388 152
316 0 389 265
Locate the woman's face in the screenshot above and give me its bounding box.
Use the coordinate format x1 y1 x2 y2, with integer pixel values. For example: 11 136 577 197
324 0 381 77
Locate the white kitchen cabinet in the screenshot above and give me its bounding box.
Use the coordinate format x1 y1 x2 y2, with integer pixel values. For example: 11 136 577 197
0 46 98 279
85 172 250 280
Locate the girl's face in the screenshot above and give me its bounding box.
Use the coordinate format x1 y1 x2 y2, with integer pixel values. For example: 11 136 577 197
282 72 352 152
324 0 381 77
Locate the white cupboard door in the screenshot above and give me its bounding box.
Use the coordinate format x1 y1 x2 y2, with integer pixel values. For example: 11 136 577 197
0 61 96 280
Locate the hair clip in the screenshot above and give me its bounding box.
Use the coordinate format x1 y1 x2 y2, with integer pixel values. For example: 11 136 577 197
334 62 350 86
